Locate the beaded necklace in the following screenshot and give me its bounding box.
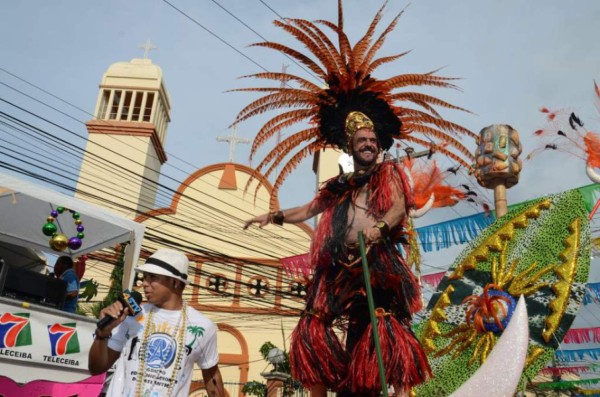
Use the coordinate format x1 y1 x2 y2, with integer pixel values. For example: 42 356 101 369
136 302 188 397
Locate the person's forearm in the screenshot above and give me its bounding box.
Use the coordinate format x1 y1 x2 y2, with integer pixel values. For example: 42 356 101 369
279 201 322 224
88 339 112 375
203 366 225 397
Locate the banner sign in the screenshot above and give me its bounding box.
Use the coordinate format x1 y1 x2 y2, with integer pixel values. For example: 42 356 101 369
0 299 95 373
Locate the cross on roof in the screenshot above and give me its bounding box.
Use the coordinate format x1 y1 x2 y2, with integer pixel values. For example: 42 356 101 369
138 39 158 59
216 126 250 163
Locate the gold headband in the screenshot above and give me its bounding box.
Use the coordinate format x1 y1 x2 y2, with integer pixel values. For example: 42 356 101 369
345 111 374 139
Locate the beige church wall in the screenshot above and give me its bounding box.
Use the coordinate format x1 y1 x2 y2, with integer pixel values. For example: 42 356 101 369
102 59 165 91
138 164 312 259
315 147 343 185
75 133 158 215
188 311 302 388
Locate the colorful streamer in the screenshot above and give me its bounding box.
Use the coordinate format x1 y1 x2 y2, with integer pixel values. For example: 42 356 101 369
556 348 600 362
414 183 600 252
535 378 600 391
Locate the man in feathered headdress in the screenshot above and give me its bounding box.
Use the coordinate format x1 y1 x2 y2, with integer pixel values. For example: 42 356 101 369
239 3 476 395
245 110 430 396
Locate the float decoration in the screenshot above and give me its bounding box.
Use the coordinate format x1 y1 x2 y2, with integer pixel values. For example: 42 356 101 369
474 124 522 217
41 206 85 252
414 190 590 396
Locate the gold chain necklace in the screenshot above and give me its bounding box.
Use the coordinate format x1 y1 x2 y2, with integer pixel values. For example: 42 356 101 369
135 302 188 397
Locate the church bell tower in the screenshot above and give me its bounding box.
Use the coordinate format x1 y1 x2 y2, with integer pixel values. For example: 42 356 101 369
76 55 171 216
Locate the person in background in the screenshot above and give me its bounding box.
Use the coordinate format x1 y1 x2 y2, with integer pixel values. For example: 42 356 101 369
54 255 79 313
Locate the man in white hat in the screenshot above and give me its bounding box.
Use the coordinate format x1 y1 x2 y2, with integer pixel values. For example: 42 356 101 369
89 248 225 397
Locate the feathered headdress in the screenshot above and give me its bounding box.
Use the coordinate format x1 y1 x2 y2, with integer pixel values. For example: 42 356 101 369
232 0 477 209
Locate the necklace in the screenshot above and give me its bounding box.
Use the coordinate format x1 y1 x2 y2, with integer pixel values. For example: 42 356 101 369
135 302 188 397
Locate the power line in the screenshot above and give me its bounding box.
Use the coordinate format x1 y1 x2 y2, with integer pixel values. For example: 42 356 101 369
207 0 322 83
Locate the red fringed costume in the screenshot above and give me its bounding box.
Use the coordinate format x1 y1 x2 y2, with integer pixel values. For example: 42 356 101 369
289 162 431 396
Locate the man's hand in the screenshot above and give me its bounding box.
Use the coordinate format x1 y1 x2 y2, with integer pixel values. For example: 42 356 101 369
96 300 130 337
243 213 270 229
362 226 382 244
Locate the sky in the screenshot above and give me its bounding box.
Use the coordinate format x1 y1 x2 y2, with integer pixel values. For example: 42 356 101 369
2 0 600 368
2 0 599 214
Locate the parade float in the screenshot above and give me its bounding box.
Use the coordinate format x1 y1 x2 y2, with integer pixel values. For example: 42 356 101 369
0 171 144 396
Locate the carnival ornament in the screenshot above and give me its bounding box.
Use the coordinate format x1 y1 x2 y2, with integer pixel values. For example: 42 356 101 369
231 0 477 209
42 207 85 252
404 159 468 218
528 81 600 216
474 124 523 217
49 233 69 252
449 295 529 397
414 190 590 396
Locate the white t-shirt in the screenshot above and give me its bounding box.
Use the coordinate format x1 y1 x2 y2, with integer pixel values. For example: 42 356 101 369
105 303 218 397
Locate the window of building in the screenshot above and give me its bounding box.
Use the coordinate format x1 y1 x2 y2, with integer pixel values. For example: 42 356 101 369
98 90 110 119
143 92 154 122
121 91 133 120
132 91 143 121
109 90 122 120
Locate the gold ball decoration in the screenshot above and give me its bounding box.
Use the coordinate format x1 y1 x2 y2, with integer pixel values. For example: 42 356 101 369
49 233 69 252
474 124 522 189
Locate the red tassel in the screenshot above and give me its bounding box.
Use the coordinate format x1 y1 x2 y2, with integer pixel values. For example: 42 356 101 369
345 316 431 394
290 316 348 388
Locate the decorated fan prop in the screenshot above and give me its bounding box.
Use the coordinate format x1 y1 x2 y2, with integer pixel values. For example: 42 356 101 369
41 207 85 252
414 190 591 396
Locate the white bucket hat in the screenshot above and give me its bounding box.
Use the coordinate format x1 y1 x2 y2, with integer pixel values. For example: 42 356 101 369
135 248 190 284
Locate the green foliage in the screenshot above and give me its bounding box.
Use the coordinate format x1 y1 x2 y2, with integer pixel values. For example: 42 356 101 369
85 243 127 318
79 279 99 302
242 381 266 396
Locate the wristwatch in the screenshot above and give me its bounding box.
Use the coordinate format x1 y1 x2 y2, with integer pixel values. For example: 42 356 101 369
374 220 389 237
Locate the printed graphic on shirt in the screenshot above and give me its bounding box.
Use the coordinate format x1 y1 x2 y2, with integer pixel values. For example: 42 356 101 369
146 332 177 368
185 325 205 351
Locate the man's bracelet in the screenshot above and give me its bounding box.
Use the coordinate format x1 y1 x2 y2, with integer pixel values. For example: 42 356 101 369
374 220 390 237
270 210 285 226
95 329 112 340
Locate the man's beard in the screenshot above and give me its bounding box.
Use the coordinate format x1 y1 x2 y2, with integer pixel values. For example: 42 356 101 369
352 148 378 167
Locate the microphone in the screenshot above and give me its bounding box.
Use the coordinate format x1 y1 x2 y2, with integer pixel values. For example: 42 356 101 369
96 289 143 330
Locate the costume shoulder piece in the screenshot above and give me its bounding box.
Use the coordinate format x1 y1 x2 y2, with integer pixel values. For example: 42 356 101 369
231 0 476 209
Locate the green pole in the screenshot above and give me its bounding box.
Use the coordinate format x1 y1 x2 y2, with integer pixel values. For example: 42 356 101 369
358 231 389 397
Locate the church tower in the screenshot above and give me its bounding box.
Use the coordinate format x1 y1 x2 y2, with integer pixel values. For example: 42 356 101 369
76 56 171 216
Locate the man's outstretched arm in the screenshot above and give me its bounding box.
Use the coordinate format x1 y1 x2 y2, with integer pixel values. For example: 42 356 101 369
243 199 325 229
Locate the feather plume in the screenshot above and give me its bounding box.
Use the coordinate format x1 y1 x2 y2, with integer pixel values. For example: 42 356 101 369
232 1 476 205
